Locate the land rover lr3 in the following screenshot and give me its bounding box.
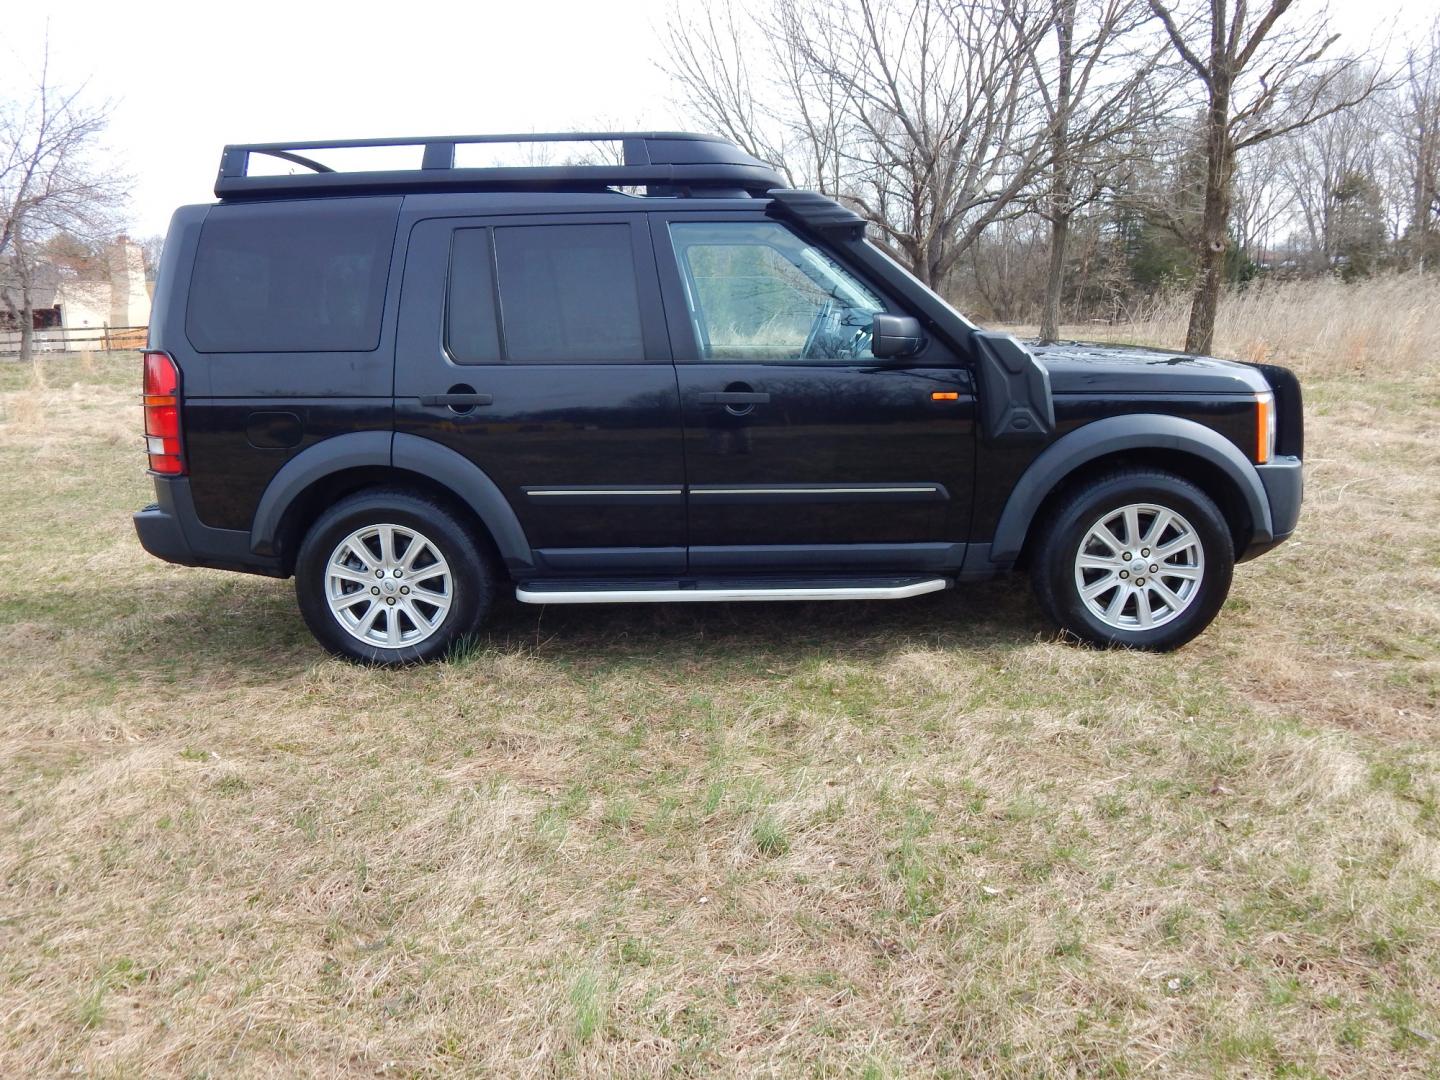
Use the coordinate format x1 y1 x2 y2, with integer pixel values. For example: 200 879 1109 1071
133 132 1304 664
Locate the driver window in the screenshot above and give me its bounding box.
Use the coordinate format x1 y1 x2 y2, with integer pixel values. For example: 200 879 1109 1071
669 221 884 361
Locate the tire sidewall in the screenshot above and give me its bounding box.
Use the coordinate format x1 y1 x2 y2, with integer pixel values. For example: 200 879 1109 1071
1040 474 1234 651
295 493 490 665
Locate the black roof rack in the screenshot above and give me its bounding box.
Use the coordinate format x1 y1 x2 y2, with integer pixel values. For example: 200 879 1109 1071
214 132 787 200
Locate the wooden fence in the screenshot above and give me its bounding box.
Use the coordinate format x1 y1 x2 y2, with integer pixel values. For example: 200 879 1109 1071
0 325 148 356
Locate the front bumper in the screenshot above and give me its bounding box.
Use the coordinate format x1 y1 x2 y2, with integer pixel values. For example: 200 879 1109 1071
1241 455 1303 561
133 476 284 577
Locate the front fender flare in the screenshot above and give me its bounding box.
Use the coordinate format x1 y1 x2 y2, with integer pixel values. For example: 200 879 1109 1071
988 413 1274 565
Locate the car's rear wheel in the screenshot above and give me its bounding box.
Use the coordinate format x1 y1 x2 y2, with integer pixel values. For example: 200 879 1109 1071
295 489 492 664
1030 469 1234 651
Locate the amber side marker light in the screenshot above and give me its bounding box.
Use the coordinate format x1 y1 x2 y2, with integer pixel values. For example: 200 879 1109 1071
931 391 959 401
1255 391 1275 464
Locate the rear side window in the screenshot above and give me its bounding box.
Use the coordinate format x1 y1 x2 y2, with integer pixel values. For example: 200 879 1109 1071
186 198 399 353
447 222 645 363
446 229 501 364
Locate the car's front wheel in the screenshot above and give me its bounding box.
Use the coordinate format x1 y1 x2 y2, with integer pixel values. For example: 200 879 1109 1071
1030 469 1235 651
295 489 493 665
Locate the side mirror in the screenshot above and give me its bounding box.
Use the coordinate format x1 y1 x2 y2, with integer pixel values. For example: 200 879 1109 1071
871 313 924 359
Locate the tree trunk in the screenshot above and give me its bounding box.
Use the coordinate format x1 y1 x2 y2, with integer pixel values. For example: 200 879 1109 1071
1039 0 1076 346
1186 76 1235 355
20 293 34 366
1040 213 1071 343
14 219 34 366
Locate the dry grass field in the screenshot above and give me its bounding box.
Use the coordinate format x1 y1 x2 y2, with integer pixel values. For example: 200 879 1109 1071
1 279 1438 1077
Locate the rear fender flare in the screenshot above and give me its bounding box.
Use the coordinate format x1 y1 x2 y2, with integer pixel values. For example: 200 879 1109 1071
988 413 1274 565
391 433 532 572
248 431 534 573
249 432 391 557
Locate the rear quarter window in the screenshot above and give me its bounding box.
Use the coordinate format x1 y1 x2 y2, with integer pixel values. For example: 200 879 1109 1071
186 198 400 353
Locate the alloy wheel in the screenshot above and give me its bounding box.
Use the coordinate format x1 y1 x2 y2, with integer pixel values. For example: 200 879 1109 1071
1072 503 1205 631
324 524 453 648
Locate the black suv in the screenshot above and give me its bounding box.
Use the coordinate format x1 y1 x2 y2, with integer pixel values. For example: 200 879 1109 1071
134 132 1303 664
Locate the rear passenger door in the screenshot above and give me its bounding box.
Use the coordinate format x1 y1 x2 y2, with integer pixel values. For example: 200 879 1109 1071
394 214 687 573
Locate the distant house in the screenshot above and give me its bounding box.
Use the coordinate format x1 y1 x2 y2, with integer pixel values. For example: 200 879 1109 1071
1 237 151 352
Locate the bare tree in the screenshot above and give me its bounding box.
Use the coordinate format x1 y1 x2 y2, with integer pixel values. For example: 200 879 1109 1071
1396 18 1440 268
663 0 1065 289
660 1 801 184
1272 68 1391 270
1146 0 1382 353
0 41 126 363
1230 137 1296 265
1027 0 1161 342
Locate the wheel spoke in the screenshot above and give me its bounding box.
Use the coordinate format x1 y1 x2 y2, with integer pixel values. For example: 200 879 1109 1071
332 590 372 610
1082 574 1120 600
1123 506 1141 549
401 598 434 633
1144 509 1173 546
1150 579 1186 611
328 564 374 587
1091 523 1124 554
1156 534 1196 559
400 538 428 572
1078 553 1122 570
409 584 451 611
345 540 378 571
1159 564 1201 580
357 601 385 636
1104 587 1128 621
383 606 401 646
1134 588 1154 627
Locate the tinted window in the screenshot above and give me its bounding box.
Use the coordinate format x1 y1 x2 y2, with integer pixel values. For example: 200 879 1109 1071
493 224 644 362
669 221 883 361
445 229 501 364
187 198 398 353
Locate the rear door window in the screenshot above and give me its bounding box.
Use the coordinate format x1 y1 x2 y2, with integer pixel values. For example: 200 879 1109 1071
445 222 645 363
186 198 399 353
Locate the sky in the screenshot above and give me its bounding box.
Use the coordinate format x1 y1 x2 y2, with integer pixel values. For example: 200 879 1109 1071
6 0 1423 240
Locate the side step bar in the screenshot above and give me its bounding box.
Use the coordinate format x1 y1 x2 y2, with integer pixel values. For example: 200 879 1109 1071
516 576 950 605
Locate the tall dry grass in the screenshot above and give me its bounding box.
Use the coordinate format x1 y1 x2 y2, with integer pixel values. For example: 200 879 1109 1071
1061 273 1440 378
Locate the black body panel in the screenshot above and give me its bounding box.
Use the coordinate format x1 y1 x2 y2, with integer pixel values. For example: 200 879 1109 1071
1030 341 1272 396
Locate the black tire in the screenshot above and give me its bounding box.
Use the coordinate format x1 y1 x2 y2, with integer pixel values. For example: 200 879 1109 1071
1030 469 1234 651
294 488 494 665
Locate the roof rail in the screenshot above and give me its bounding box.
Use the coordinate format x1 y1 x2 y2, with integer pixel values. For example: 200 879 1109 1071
214 132 787 200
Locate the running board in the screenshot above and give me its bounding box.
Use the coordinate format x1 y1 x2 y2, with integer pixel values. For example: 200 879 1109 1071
516 575 950 605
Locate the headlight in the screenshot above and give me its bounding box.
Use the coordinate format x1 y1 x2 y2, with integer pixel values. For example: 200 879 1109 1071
1255 391 1276 464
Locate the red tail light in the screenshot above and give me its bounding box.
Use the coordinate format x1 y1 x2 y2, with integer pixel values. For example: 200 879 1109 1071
142 351 185 475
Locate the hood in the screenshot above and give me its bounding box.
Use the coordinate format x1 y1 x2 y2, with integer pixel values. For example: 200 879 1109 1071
1027 340 1270 396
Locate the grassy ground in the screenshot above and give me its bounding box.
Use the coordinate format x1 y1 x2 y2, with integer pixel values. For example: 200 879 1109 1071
0 348 1437 1078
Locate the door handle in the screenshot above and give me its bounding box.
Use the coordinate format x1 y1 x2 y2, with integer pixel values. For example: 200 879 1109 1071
419 393 493 407
696 391 770 405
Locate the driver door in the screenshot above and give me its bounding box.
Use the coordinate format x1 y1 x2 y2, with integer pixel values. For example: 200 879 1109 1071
653 213 976 569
